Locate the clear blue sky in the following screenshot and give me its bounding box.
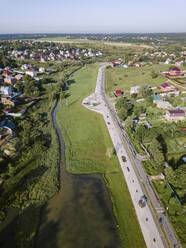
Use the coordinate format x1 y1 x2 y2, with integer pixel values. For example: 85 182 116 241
0 0 186 33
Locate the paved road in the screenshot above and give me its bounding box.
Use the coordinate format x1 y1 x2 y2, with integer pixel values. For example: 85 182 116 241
82 64 181 248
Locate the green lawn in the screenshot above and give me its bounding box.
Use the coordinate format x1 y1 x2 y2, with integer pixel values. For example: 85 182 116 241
56 64 146 248
105 64 172 96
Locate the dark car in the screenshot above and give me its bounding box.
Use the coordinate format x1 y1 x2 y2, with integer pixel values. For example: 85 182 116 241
127 167 130 172
159 217 163 224
122 156 127 162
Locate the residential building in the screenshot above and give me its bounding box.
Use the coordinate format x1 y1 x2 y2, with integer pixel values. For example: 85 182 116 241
165 109 185 121
115 90 123 96
139 113 147 120
153 94 163 104
4 76 16 85
2 70 13 77
21 64 29 70
25 69 37 77
0 86 13 95
15 74 23 81
1 96 15 106
157 101 172 109
169 67 184 77
39 67 45 73
130 86 140 94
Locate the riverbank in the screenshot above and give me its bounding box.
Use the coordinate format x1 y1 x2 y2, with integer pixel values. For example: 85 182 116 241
36 65 120 248
55 64 146 247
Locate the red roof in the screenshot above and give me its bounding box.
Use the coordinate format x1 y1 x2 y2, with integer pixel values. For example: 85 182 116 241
2 70 12 76
170 67 181 72
161 83 169 88
115 90 123 95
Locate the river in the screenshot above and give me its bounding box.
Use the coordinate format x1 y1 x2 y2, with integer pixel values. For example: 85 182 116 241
36 99 121 248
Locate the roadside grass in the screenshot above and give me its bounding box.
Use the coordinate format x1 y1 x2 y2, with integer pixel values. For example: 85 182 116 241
152 181 186 247
56 64 146 247
105 64 172 96
104 172 146 247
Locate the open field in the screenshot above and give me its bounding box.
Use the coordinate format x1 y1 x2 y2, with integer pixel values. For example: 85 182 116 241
37 37 153 49
56 64 146 247
105 64 180 96
37 37 100 43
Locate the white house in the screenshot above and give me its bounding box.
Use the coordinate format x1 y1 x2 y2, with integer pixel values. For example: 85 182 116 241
0 86 13 95
130 86 141 94
21 64 29 70
39 67 45 73
25 69 37 77
164 58 171 64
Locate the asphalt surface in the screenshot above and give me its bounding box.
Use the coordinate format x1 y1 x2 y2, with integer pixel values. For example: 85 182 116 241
82 64 181 248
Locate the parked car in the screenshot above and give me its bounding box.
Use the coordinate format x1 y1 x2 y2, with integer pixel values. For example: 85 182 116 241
127 167 130 172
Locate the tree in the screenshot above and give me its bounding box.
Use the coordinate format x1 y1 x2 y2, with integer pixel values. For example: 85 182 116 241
115 97 128 110
133 105 146 116
138 85 152 98
148 138 164 172
151 70 158 79
135 125 147 141
118 108 128 121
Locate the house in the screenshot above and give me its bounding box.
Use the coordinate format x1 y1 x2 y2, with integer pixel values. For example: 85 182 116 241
169 67 184 77
1 95 15 106
39 67 45 73
115 90 123 96
109 62 115 68
15 74 23 81
40 56 46 62
130 86 140 94
123 64 128 68
2 70 13 77
21 64 29 70
153 94 163 104
139 113 147 120
165 109 185 121
159 88 179 97
25 69 37 77
175 58 184 66
4 76 16 85
135 63 142 67
157 101 172 109
164 58 171 64
0 86 13 95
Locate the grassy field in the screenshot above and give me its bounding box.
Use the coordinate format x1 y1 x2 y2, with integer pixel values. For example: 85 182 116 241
56 64 146 247
37 37 100 43
105 64 173 96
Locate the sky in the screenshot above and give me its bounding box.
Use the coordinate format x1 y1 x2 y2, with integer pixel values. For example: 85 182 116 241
0 0 186 33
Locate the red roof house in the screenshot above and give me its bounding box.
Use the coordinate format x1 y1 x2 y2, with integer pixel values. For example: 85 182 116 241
2 70 13 77
169 67 184 76
115 90 124 96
